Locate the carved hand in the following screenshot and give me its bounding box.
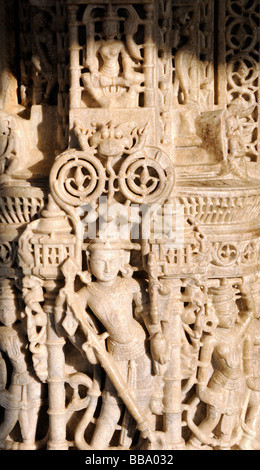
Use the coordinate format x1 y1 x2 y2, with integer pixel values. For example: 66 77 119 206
82 341 99 365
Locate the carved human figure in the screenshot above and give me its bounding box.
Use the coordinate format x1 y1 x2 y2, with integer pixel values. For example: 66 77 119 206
73 240 152 449
0 112 20 181
0 279 42 450
82 8 143 108
172 7 196 105
0 111 31 182
220 98 254 179
31 11 58 104
22 275 48 382
239 277 260 449
23 275 46 329
187 279 254 450
171 7 203 149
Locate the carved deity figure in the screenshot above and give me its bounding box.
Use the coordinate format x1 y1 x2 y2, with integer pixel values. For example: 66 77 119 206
58 239 153 449
171 7 202 149
172 7 196 106
22 275 48 383
82 7 144 108
31 11 58 105
0 111 31 183
0 111 20 182
220 98 254 179
239 277 260 449
0 279 42 450
187 279 254 450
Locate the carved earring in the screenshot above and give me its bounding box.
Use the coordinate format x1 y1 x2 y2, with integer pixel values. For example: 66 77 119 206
119 251 134 278
81 251 92 284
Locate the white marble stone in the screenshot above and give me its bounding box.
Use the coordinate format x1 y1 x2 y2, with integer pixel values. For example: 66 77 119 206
0 0 259 451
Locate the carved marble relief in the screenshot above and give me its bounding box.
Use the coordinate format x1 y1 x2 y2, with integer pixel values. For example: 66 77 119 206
0 0 260 452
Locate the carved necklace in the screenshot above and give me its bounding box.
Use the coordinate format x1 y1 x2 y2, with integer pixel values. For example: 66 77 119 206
87 276 123 295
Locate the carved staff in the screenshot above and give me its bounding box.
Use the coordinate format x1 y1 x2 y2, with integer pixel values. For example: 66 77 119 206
147 252 160 325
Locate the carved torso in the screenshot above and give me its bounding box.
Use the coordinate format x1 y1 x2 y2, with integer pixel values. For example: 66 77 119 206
78 277 144 345
98 40 123 78
212 326 245 380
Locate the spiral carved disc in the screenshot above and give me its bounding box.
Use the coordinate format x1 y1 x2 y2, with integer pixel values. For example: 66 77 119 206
50 150 106 207
118 147 174 204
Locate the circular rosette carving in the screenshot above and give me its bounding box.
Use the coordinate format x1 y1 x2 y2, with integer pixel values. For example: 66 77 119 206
241 241 257 264
227 55 258 93
50 150 106 207
212 242 238 266
226 19 258 52
227 0 258 18
118 147 174 204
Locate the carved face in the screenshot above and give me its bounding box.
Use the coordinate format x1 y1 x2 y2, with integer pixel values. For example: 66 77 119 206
102 19 118 40
0 298 17 326
33 13 48 33
90 250 121 283
89 126 133 158
214 302 238 329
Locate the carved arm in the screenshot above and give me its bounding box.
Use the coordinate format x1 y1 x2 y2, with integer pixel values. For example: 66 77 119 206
196 335 222 407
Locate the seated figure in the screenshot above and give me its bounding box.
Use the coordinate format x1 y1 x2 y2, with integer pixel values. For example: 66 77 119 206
82 12 144 108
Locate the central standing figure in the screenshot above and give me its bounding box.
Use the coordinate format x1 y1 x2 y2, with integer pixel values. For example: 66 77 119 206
77 239 153 449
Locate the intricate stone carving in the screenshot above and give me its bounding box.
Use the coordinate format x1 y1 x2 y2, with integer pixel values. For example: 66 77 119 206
31 10 58 105
0 111 31 183
82 4 144 109
50 124 174 208
172 6 196 106
0 0 260 453
55 242 155 450
0 279 44 450
187 279 254 450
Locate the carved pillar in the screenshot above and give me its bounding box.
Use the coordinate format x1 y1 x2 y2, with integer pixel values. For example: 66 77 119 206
68 5 82 110
161 279 184 449
45 281 68 451
143 3 156 108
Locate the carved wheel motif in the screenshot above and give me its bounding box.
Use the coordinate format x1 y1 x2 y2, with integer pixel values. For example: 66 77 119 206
227 0 259 18
241 241 257 264
50 150 106 207
212 242 239 266
226 19 258 51
227 55 258 93
118 147 174 204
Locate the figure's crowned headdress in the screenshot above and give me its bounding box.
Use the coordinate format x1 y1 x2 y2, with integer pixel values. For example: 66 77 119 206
87 238 140 252
104 3 117 21
209 279 238 315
